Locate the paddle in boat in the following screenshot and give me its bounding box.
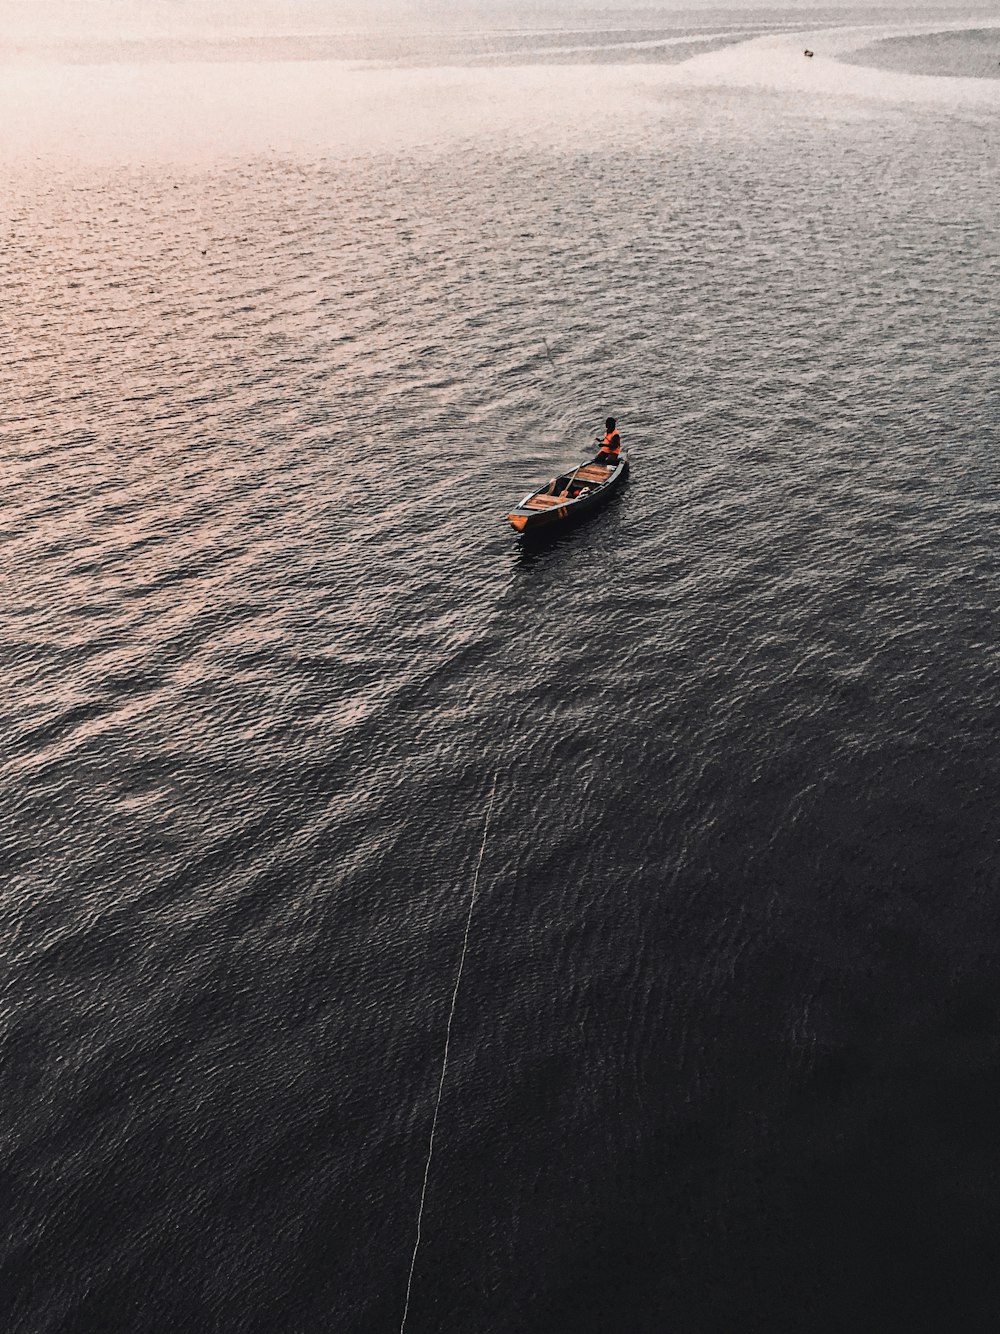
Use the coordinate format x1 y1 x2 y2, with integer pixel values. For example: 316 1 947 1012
507 450 629 534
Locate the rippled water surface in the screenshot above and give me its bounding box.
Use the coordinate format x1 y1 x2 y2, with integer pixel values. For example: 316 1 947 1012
4 11 1000 1333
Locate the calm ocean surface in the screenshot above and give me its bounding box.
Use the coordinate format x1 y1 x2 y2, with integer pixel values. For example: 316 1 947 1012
4 8 1000 1331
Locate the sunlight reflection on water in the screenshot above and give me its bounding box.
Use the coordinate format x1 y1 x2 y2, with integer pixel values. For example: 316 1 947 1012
1 17 998 165
4 11 1000 1334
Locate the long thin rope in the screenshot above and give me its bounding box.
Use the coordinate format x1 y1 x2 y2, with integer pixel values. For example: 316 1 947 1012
398 765 500 1334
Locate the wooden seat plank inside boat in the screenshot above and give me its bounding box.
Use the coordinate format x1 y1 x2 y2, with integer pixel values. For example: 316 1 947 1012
507 448 627 532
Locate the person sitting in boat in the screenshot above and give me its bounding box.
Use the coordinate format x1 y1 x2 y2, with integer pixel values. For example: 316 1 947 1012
595 417 621 466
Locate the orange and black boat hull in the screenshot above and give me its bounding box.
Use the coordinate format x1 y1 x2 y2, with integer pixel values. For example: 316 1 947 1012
507 454 629 534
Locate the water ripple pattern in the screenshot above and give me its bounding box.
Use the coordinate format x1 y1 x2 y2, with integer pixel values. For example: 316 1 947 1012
3 14 1000 1334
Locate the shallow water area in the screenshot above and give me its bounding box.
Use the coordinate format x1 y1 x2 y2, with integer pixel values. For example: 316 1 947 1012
4 7 1000 1333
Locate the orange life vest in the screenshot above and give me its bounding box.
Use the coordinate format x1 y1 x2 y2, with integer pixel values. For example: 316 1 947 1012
600 429 621 456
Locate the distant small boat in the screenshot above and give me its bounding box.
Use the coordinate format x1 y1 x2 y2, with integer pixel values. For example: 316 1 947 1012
804 48 814 57
507 452 629 533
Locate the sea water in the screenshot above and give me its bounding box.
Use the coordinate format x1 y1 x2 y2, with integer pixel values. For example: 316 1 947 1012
3 6 1000 1330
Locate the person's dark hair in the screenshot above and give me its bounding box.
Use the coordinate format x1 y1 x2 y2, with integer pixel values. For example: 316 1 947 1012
605 416 616 430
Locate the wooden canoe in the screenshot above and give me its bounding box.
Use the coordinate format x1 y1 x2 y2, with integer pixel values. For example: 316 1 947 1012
507 453 629 533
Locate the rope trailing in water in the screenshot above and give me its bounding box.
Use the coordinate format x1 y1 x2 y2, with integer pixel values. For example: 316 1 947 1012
398 765 500 1334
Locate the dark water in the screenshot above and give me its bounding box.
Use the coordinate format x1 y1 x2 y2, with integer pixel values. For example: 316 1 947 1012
846 26 1000 79
4 14 1000 1333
